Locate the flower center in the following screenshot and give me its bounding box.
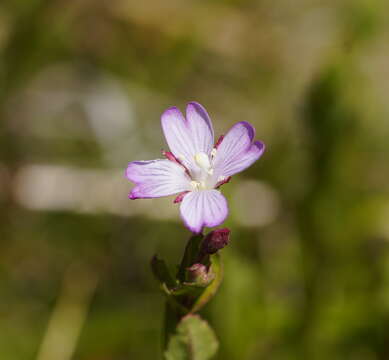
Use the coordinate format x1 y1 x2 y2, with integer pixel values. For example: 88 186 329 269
188 152 216 191
185 150 227 191
194 152 213 175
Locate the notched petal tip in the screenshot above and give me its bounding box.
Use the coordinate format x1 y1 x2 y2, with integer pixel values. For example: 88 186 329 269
161 105 181 116
186 101 211 122
186 101 214 136
128 191 138 200
187 100 203 107
212 121 265 177
128 185 147 199
235 121 256 141
186 101 208 116
253 140 266 157
161 106 185 125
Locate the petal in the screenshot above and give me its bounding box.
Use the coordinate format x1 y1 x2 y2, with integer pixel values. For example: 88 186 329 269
180 190 228 233
186 102 214 154
126 159 191 199
213 121 265 177
161 102 214 170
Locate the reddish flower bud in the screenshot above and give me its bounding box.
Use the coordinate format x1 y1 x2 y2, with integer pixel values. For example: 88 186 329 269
201 228 230 255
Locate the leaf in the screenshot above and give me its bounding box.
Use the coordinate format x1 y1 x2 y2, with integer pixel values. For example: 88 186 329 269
151 255 176 289
190 254 223 313
165 315 218 360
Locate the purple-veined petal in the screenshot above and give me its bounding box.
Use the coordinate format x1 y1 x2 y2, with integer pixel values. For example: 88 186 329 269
213 121 265 177
161 102 214 170
186 102 214 154
126 159 191 199
179 190 228 233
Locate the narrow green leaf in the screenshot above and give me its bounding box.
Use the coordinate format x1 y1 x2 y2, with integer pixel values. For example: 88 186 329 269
151 255 176 289
165 315 218 360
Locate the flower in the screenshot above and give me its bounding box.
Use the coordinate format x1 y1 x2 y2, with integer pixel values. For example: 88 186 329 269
126 102 265 233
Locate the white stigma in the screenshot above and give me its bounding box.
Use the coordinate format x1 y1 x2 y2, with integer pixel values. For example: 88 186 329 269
194 152 213 174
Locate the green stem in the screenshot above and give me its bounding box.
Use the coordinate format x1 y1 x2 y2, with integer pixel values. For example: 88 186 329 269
177 234 204 282
162 301 181 351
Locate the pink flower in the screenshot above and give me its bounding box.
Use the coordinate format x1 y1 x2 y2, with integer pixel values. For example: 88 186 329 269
126 102 265 233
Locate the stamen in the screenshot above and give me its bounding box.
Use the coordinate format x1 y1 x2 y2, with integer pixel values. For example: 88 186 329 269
190 180 200 190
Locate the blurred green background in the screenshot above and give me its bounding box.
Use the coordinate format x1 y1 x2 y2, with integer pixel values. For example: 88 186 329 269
1 0 389 359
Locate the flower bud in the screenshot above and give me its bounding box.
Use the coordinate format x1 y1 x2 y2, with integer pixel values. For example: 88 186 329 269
201 228 230 255
186 263 214 286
